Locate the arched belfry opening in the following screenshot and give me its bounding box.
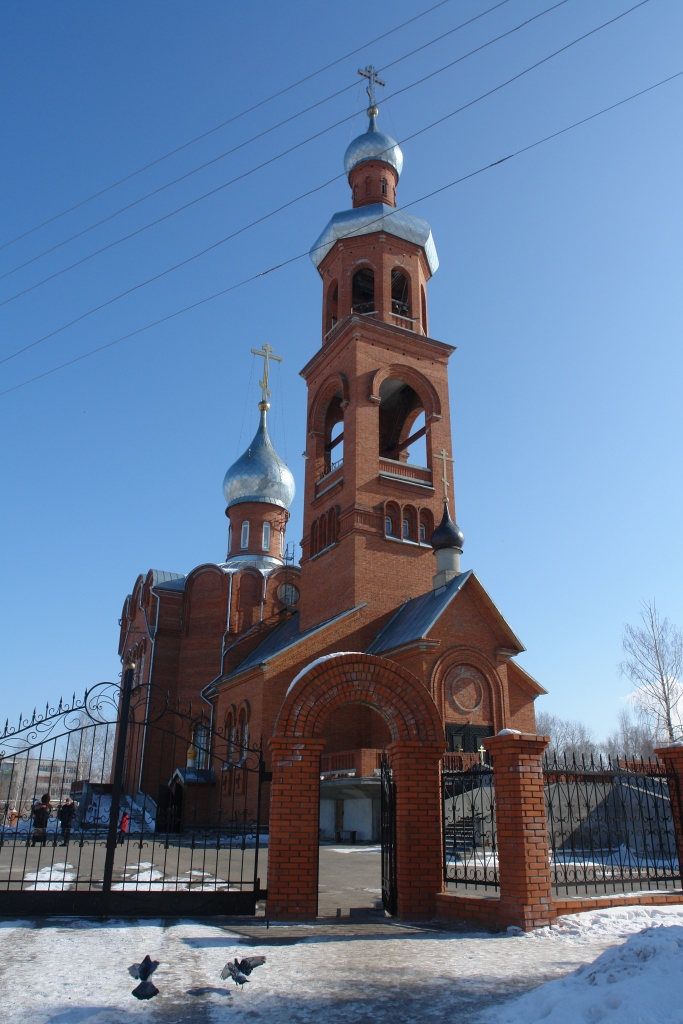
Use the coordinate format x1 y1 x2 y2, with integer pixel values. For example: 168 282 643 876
378 378 427 464
324 389 344 475
351 267 375 314
391 269 410 319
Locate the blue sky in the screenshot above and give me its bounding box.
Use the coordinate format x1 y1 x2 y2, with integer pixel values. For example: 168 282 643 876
1 0 681 739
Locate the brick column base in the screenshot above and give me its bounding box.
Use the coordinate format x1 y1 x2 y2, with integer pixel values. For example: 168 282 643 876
389 740 446 921
486 732 556 931
655 742 683 873
266 736 326 921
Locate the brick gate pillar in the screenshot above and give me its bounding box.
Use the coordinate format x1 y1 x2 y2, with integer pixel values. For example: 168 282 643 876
389 739 446 921
654 742 683 872
486 731 556 930
267 736 326 921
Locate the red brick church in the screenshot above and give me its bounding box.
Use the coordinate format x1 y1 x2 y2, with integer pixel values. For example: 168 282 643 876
119 84 545 841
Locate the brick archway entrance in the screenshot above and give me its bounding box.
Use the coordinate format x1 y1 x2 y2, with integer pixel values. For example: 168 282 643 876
267 653 446 921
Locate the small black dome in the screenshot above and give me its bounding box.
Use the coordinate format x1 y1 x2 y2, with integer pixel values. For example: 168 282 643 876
430 504 464 551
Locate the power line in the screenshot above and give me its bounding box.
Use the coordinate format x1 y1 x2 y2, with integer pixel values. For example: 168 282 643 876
0 0 518 286
0 0 648 355
2 66 680 401
0 0 465 252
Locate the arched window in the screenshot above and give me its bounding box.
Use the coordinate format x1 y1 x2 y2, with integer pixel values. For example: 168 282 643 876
240 521 249 549
328 507 338 544
385 501 400 539
352 267 374 315
326 281 338 335
238 710 249 758
391 269 410 318
403 505 418 542
323 389 344 476
227 524 233 555
353 184 358 203
419 508 434 545
194 724 208 770
280 530 285 557
226 714 235 761
381 177 387 196
262 522 271 551
320 514 328 552
365 176 371 196
402 518 410 539
421 285 428 335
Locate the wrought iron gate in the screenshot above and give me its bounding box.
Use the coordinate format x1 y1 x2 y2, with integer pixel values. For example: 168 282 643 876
442 754 498 890
0 668 266 916
380 754 396 915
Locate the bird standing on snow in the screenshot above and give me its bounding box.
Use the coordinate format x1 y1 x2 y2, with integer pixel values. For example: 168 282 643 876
221 955 266 988
128 954 160 999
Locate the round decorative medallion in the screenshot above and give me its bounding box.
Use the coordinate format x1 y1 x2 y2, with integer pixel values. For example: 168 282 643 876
278 583 300 607
448 665 484 714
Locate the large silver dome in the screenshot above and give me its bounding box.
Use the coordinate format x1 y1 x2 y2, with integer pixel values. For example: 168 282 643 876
344 114 403 179
223 405 295 510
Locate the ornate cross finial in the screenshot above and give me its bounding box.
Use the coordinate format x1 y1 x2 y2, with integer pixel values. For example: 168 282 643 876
434 448 455 505
358 65 385 111
250 343 283 405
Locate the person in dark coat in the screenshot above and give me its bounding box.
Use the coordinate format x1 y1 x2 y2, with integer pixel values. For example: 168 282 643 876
31 794 51 846
57 797 76 846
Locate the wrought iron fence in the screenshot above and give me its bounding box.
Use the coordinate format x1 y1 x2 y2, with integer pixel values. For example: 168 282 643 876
544 753 681 896
442 762 497 890
0 670 266 915
380 754 397 915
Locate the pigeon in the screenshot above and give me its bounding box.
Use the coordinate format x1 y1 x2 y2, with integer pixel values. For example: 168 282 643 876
128 954 160 1000
220 955 266 988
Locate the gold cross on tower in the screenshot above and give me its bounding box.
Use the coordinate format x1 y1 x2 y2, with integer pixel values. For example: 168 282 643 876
250 343 283 405
434 448 455 505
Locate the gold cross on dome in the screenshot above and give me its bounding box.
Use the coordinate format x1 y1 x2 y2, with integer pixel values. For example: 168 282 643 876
435 448 455 505
358 65 385 109
250 343 283 403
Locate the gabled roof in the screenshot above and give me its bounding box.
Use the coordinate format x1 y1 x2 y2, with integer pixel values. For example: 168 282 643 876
224 604 364 681
366 572 472 655
151 570 187 591
365 570 525 656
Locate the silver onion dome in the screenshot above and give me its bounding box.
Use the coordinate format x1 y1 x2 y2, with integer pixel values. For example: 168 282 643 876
343 111 403 179
223 404 295 511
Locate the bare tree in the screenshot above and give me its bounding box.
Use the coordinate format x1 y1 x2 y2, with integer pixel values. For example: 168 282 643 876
620 601 683 744
603 708 657 760
536 711 596 759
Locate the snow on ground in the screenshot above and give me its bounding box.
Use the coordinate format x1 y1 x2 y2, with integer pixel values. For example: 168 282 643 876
0 905 682 1023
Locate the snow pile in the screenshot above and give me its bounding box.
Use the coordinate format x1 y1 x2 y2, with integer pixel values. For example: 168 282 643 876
524 904 683 945
486 916 683 1023
23 863 76 890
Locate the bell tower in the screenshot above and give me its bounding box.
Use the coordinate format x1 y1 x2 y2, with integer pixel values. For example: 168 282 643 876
298 73 461 632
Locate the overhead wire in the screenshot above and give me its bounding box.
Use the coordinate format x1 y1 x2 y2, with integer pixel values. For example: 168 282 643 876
1 66 680 400
0 0 519 286
0 0 469 252
0 0 649 362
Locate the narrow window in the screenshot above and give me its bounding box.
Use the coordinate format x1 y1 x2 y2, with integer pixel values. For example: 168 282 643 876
280 531 285 556
381 177 387 196
353 185 357 202
227 524 232 555
402 518 409 539
385 516 392 536
194 725 208 770
352 267 374 314
365 176 371 195
262 522 271 551
419 523 426 543
240 521 250 549
391 269 410 318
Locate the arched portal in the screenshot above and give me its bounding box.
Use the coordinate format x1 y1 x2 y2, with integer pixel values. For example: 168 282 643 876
268 653 446 921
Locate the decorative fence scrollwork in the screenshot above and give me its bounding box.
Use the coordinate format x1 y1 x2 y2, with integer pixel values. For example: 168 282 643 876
0 673 266 916
544 753 681 896
442 759 498 891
